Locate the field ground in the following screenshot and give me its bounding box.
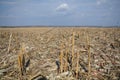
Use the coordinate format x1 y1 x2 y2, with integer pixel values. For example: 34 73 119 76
0 27 120 80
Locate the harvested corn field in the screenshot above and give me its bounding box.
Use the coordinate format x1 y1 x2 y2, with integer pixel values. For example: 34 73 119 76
0 27 120 80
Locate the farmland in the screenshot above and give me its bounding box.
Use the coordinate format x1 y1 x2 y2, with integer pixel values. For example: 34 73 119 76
0 27 120 80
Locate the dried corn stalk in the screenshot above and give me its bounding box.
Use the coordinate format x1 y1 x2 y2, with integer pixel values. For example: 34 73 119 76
86 31 91 80
64 49 68 72
59 43 63 73
60 50 63 73
18 52 25 76
76 52 79 79
18 43 26 77
72 32 75 69
8 33 12 53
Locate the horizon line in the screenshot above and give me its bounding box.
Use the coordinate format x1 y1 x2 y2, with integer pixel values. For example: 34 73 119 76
0 25 120 28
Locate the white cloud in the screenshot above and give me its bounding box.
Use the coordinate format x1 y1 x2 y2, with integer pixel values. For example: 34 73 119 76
96 0 107 5
56 3 69 11
97 1 101 5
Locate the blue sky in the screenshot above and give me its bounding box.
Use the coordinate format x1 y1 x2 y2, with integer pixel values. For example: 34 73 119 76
0 0 120 26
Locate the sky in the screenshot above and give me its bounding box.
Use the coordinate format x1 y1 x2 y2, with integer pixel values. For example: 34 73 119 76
0 0 120 26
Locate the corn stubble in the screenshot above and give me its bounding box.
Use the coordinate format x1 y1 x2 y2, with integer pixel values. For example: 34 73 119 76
18 43 26 79
18 43 31 80
56 28 120 80
58 31 82 79
0 27 120 80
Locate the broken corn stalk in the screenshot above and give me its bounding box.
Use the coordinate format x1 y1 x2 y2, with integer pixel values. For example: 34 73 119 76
64 49 68 72
72 32 75 69
60 50 63 73
76 52 79 79
18 43 26 76
86 31 91 80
